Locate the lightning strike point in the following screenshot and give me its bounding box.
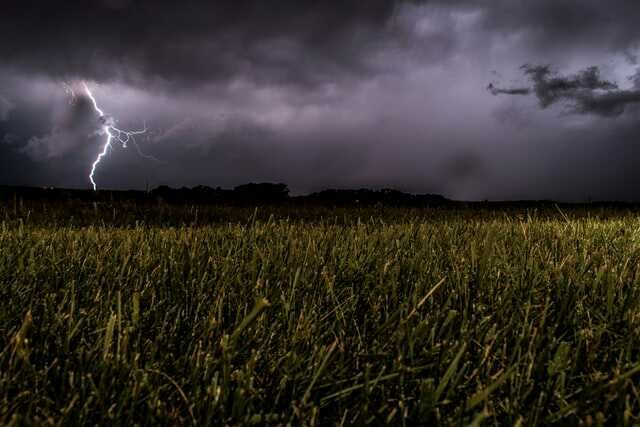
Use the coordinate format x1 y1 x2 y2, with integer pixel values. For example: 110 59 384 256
82 82 152 191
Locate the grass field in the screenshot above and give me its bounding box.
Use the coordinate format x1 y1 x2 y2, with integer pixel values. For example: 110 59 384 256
3 201 640 425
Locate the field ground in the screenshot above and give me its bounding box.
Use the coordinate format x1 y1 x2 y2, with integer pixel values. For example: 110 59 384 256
3 201 640 425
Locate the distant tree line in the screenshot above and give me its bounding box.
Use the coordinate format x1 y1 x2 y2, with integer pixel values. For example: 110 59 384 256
3 183 640 208
0 183 453 207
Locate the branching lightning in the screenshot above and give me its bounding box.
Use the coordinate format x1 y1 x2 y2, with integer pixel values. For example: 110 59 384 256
82 82 159 190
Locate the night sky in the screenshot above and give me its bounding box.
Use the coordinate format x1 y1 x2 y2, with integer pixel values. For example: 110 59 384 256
2 1 640 201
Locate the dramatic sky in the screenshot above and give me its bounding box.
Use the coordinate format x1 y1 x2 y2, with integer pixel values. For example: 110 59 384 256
1 0 640 200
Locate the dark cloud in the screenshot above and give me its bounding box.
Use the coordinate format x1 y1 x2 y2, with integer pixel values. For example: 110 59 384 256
573 90 640 117
0 0 406 90
523 65 618 107
487 84 530 96
491 65 640 117
2 1 640 200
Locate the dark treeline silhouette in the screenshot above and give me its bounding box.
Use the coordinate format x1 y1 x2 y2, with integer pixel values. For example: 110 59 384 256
305 188 448 206
0 183 638 209
152 183 290 204
0 183 452 207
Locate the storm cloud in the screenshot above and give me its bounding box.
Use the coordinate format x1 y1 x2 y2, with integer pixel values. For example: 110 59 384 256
0 0 406 88
491 65 640 117
1 1 640 200
487 85 531 96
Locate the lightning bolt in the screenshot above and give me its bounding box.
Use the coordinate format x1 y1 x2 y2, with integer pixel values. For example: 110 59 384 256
82 82 158 191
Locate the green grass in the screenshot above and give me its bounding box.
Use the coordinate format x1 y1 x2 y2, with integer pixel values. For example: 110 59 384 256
3 202 640 425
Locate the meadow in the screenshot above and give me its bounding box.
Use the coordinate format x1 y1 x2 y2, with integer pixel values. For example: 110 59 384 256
2 200 640 425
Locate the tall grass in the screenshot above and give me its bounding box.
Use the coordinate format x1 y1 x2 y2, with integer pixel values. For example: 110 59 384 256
2 203 640 424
